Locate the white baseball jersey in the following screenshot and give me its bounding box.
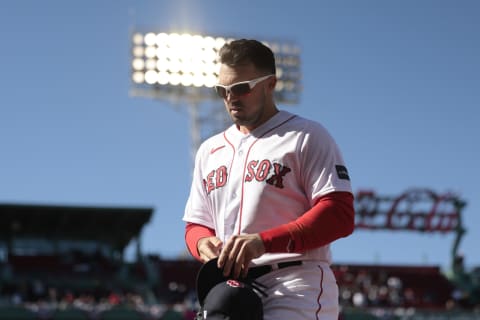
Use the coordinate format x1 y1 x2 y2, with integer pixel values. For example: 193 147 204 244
183 110 352 266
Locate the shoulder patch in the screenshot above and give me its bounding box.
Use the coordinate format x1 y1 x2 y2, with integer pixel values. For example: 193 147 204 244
335 165 350 180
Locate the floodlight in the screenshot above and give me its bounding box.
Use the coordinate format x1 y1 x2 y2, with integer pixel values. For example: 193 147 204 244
129 31 301 104
129 31 302 167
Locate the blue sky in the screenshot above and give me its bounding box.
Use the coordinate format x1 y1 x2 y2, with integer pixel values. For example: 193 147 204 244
0 1 479 272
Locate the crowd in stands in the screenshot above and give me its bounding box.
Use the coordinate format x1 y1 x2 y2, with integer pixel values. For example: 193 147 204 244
0 252 200 319
1 253 479 319
1 281 196 319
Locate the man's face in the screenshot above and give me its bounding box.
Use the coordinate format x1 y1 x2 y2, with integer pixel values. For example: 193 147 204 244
217 63 275 133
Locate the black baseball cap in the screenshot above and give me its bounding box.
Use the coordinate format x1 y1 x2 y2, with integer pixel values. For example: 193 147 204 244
196 258 264 320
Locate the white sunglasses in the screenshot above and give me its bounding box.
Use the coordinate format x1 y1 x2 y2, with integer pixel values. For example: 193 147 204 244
214 74 274 98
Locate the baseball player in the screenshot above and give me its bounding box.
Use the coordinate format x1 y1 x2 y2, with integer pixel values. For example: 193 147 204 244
183 39 355 320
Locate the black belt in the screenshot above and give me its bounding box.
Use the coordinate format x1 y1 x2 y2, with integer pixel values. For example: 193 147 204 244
247 260 303 279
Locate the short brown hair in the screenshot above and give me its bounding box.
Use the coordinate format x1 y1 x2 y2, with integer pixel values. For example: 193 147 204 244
218 39 276 75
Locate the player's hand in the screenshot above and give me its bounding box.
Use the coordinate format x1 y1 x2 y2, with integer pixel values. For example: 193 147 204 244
217 233 265 279
197 236 223 263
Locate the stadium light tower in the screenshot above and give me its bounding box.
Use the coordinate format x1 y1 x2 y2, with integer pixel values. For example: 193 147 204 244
129 31 301 168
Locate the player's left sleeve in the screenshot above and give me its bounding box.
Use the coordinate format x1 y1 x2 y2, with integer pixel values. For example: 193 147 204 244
260 191 354 253
301 122 352 203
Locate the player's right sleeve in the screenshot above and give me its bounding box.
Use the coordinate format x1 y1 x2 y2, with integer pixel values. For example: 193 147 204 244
183 142 215 229
185 222 216 261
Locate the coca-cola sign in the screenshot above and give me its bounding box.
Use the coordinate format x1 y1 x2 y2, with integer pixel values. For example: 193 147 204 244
354 189 465 233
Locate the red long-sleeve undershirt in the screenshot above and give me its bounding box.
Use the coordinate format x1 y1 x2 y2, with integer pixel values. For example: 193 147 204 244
185 191 354 261
185 222 216 261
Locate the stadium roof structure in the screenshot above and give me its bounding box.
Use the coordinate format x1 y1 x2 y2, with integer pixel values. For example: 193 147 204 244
0 203 153 253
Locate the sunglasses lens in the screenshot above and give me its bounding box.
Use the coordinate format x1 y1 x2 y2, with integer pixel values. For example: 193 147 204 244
231 83 251 96
214 86 227 98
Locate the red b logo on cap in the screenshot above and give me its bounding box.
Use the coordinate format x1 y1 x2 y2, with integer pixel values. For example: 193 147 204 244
226 279 244 288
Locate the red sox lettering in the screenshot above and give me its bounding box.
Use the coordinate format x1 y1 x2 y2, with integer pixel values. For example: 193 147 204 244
245 160 291 188
203 160 291 195
203 165 228 194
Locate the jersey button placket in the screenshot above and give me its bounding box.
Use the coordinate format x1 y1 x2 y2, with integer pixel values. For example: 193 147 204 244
224 140 246 237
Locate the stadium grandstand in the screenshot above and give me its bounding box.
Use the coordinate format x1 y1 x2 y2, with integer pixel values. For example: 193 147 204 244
1 195 479 319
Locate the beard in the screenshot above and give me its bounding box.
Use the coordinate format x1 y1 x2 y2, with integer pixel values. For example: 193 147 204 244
228 93 268 129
